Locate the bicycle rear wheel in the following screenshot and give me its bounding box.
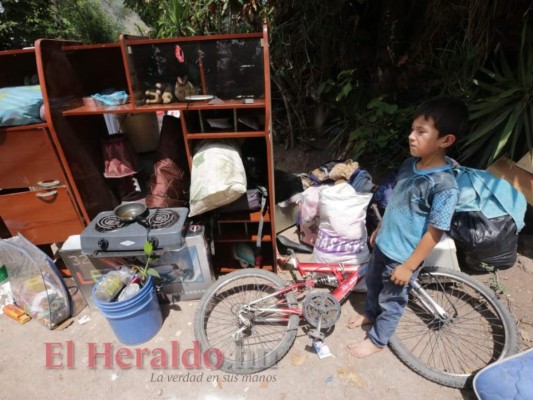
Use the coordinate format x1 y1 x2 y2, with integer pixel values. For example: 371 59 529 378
389 267 520 389
194 269 299 374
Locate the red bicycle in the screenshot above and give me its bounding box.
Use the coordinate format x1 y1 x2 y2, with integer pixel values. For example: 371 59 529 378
194 250 519 388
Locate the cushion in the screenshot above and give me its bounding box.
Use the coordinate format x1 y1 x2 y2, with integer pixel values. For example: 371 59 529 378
0 85 43 127
189 140 247 217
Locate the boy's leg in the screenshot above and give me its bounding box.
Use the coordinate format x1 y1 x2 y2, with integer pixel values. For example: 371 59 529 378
366 261 420 349
363 247 387 322
347 247 389 356
348 249 384 328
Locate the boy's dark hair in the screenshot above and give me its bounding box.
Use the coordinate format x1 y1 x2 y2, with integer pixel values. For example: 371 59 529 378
414 96 469 140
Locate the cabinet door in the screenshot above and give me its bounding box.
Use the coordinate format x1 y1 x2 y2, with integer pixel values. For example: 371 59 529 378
0 127 66 188
0 187 84 244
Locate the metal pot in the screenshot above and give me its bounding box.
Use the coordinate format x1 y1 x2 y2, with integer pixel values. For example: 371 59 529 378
113 202 148 221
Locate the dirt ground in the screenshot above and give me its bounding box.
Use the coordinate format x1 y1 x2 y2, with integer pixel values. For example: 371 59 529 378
0 143 531 400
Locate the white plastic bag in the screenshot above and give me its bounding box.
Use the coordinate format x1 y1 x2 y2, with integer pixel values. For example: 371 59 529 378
189 140 247 217
0 234 71 329
298 186 324 246
313 183 372 264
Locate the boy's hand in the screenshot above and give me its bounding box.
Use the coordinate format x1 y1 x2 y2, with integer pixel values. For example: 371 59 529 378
391 264 414 286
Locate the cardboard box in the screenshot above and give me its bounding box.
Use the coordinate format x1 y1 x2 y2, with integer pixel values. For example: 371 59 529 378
59 226 215 310
487 156 533 205
274 203 298 233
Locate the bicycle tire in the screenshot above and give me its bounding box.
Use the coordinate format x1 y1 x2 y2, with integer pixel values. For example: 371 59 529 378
194 269 299 374
389 267 520 389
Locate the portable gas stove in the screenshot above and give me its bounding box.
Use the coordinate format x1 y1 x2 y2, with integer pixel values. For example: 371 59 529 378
80 207 189 257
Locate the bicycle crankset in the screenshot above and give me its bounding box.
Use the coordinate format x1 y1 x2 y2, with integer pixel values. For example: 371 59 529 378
302 291 341 329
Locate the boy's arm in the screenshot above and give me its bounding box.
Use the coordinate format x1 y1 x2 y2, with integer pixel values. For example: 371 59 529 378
390 225 443 286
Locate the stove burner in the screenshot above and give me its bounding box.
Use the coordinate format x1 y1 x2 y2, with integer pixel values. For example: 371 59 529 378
147 209 177 229
95 215 126 232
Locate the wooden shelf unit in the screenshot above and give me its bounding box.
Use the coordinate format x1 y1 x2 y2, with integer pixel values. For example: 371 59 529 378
33 25 278 273
0 48 85 245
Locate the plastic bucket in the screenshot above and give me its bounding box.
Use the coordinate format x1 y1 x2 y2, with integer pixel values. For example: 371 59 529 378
93 276 163 345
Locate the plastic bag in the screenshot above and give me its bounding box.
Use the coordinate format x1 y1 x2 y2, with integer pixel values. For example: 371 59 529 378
449 211 518 271
0 234 72 329
216 187 265 213
91 90 129 106
313 183 373 264
189 140 247 217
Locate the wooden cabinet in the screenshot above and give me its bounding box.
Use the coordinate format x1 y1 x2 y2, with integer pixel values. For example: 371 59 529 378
0 49 85 244
37 26 278 273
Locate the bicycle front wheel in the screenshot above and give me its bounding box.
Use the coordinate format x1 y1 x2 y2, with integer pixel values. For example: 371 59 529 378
389 267 520 389
194 269 299 374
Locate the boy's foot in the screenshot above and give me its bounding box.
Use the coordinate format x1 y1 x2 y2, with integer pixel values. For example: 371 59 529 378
347 339 383 358
347 315 372 329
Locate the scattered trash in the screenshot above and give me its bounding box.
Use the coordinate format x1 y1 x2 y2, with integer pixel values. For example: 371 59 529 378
325 375 334 384
311 339 335 359
175 330 182 337
78 315 91 325
3 304 30 324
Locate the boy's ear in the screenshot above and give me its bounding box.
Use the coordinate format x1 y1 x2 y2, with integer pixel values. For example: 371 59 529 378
440 134 456 148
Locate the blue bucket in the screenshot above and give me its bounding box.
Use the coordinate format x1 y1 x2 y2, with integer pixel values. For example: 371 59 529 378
93 276 163 345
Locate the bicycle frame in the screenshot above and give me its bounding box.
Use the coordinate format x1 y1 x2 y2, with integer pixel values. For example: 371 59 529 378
238 254 367 325
241 253 449 327
282 253 366 301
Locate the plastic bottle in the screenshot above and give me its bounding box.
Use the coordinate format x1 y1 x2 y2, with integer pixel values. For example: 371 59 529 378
93 272 125 302
0 264 13 309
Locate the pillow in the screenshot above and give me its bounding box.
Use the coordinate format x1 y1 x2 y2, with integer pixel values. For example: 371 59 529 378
0 85 43 127
189 140 247 217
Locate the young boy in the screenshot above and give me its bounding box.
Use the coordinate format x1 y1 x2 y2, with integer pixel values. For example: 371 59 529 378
347 96 469 358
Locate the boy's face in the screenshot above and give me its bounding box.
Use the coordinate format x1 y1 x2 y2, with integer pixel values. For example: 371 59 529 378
408 116 454 158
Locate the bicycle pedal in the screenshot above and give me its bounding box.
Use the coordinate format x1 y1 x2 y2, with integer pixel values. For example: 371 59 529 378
307 329 325 341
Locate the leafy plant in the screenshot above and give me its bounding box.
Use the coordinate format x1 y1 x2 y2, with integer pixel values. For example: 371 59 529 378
461 20 533 167
133 241 161 283
322 79 413 169
479 263 509 297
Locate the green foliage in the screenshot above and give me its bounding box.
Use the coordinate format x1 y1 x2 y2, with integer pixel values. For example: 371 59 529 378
0 0 56 49
52 0 122 44
133 241 160 283
462 20 533 167
345 97 413 166
478 263 509 297
429 36 481 101
318 68 412 168
0 0 123 48
123 0 267 38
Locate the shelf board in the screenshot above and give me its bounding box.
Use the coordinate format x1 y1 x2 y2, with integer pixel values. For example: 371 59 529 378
62 98 265 116
63 103 135 116
0 122 48 132
122 31 263 46
136 98 265 111
184 99 265 110
216 210 270 223
214 232 272 242
217 265 274 275
185 131 266 140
